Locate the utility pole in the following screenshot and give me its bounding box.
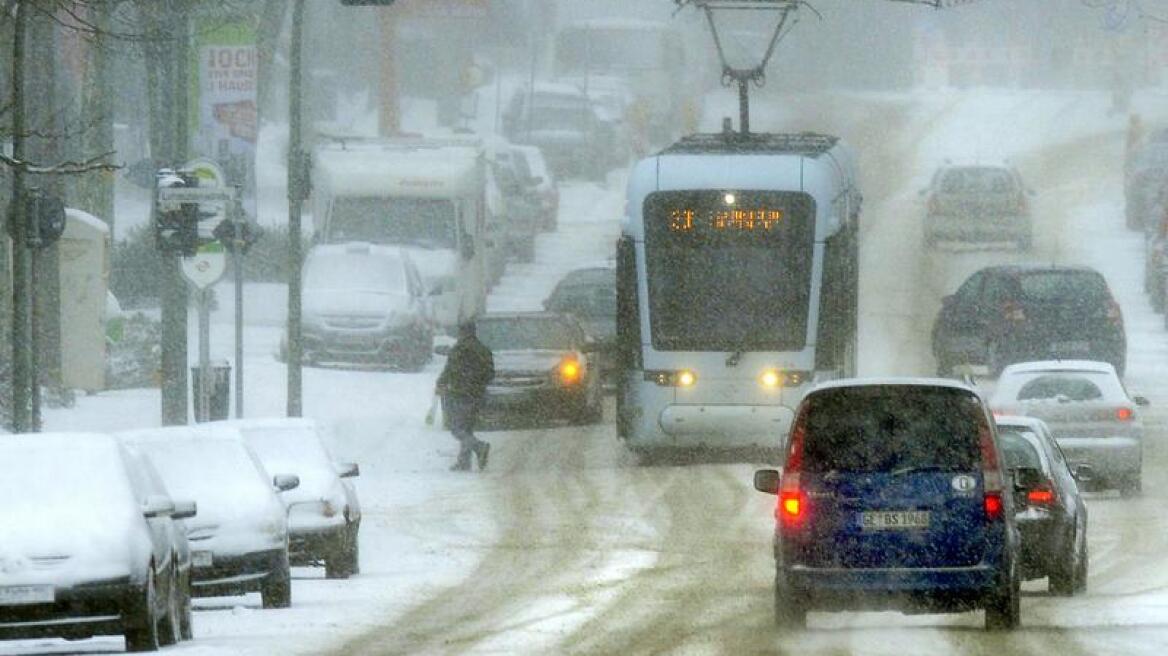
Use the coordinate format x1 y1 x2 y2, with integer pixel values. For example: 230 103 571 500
286 0 307 417
8 0 31 432
159 2 191 425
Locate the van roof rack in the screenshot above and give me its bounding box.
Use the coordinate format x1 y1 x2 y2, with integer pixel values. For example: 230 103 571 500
659 131 839 156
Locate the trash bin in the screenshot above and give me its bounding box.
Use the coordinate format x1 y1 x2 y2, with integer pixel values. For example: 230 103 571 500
191 360 231 421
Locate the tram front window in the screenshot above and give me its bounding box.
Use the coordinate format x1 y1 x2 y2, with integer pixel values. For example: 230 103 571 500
643 190 815 352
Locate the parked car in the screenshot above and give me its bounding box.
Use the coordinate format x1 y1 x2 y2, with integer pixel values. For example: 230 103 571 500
120 426 299 609
753 379 1022 630
467 311 604 426
922 164 1033 249
490 146 542 263
286 243 434 371
0 433 196 651
504 82 604 179
227 418 362 580
512 144 559 232
994 415 1089 596
989 360 1146 497
931 265 1126 376
543 265 617 385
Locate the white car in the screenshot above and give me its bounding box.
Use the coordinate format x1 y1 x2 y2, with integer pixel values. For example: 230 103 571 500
0 433 196 652
989 360 1148 496
224 418 362 579
119 425 300 608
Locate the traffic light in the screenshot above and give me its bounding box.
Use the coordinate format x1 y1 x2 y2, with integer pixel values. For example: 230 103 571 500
155 201 199 256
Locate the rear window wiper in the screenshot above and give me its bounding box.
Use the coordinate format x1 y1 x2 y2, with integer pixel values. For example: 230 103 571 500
890 464 958 477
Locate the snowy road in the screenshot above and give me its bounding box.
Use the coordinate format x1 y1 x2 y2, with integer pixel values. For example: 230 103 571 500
16 90 1168 655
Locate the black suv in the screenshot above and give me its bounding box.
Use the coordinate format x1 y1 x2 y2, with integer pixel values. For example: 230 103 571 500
932 266 1126 377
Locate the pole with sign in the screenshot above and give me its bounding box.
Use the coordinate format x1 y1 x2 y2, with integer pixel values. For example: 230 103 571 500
182 241 227 421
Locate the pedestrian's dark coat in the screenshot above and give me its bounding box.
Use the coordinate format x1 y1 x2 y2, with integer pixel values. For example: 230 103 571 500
437 336 495 399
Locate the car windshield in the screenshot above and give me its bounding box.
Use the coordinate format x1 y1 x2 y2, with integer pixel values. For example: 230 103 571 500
476 318 578 351
243 427 336 496
134 440 271 508
546 279 616 319
1016 375 1104 401
327 197 456 249
801 387 983 473
1018 271 1111 303
940 167 1016 193
305 251 407 295
997 429 1045 471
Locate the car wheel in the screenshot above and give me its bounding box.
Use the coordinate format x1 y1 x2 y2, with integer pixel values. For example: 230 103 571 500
124 566 161 652
179 569 194 640
1048 527 1077 597
261 552 292 609
773 576 806 629
984 562 1021 631
159 563 182 645
326 526 359 579
1074 529 1089 594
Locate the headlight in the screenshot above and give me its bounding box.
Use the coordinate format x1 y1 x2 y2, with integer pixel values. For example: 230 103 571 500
759 369 781 389
644 370 697 387
556 358 583 386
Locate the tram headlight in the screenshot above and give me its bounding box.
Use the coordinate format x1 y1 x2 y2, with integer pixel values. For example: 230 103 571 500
677 370 697 387
759 369 781 389
644 370 698 387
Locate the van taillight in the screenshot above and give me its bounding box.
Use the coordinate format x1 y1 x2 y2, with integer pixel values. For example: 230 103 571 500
978 416 1006 522
777 410 808 528
1116 406 1134 421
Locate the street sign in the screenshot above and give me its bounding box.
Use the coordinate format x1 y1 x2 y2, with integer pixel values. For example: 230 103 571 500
158 186 237 209
181 241 228 289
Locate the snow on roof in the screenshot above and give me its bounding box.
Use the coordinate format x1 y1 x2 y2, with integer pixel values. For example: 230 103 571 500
811 377 978 394
314 141 483 198
118 423 246 445
64 207 110 236
999 360 1116 375
213 416 318 433
993 414 1048 429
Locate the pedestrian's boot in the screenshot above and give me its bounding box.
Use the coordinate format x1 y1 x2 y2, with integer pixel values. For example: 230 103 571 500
450 455 472 472
475 442 491 471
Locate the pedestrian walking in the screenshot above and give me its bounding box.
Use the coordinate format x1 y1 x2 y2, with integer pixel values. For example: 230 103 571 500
436 321 495 471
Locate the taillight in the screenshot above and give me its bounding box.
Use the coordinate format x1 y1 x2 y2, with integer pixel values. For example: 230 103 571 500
978 416 1005 522
1106 299 1123 327
1002 300 1026 322
777 409 808 529
1027 484 1057 506
1116 406 1134 421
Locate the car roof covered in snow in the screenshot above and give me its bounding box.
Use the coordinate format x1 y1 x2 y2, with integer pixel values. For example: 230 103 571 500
999 360 1117 375
314 138 484 199
810 377 980 395
993 414 1049 431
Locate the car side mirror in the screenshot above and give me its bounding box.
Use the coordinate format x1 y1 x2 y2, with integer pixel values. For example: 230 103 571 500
142 495 176 518
434 344 452 356
753 469 780 495
336 462 360 479
1134 395 1151 407
1071 463 1095 484
172 500 198 521
273 474 300 492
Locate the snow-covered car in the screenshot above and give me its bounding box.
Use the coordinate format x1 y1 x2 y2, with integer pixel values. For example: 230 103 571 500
470 311 604 426
0 433 196 651
512 144 559 232
922 164 1033 249
289 242 434 371
225 418 362 579
119 425 300 609
995 415 1089 596
989 360 1148 497
504 82 604 179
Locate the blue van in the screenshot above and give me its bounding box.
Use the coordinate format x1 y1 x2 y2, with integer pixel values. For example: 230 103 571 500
753 379 1023 630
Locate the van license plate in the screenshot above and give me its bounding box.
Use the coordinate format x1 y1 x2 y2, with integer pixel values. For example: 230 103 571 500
0 585 54 605
192 551 213 568
861 511 930 530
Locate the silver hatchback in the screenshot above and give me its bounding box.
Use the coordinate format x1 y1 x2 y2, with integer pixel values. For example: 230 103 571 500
989 360 1148 496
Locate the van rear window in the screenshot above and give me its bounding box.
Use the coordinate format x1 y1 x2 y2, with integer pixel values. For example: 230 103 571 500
800 387 984 473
